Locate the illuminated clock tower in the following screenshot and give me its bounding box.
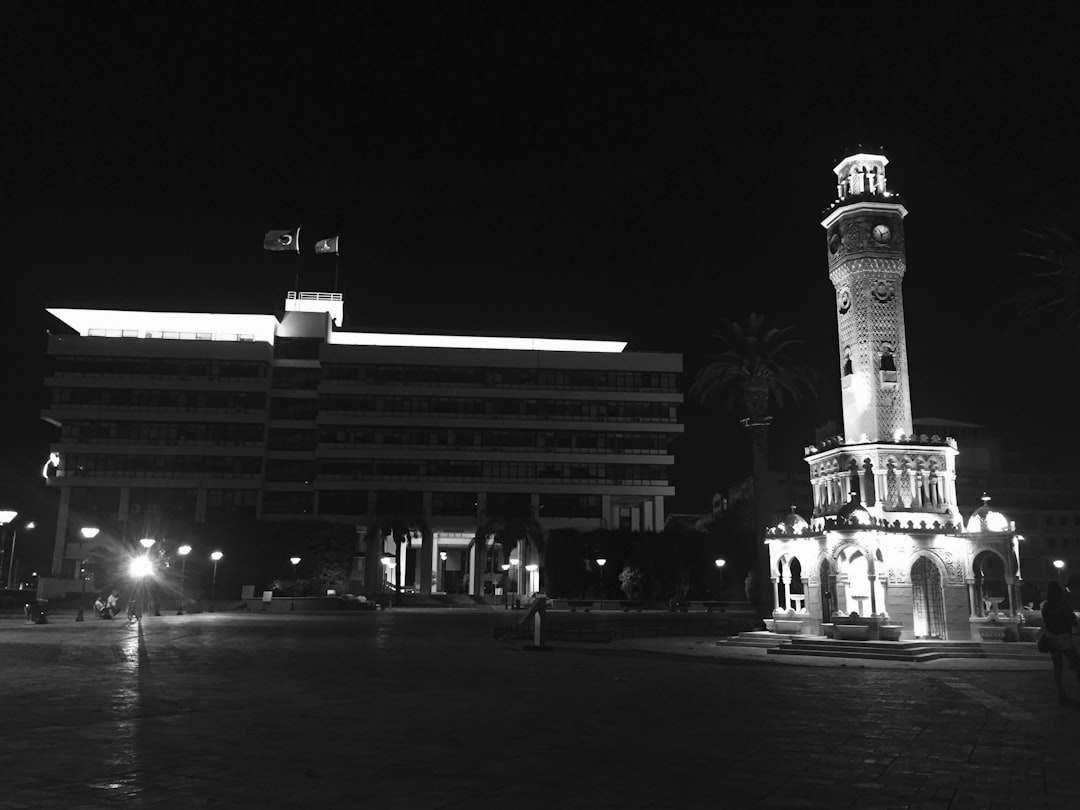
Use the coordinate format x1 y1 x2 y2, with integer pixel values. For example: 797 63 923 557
764 150 1015 642
822 152 911 444
806 150 960 525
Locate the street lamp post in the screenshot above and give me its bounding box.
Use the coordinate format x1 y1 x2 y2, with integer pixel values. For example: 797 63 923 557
0 510 16 591
715 558 727 600
75 527 100 621
6 520 34 590
1053 559 1065 586
381 554 395 608
438 551 447 593
500 563 511 609
177 545 191 614
139 538 158 615
509 556 520 608
210 551 223 612
596 557 607 598
289 556 301 611
127 552 153 623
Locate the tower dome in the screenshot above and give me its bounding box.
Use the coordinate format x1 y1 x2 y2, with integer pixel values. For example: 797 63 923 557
836 492 871 525
965 493 1011 533
776 505 809 535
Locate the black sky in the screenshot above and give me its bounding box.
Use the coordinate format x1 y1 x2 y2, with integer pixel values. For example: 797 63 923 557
4 1 1080 556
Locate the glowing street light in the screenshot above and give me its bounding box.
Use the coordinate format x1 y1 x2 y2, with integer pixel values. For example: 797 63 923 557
381 553 396 608
596 557 607 598
715 558 727 600
177 544 191 615
438 550 447 592
76 526 100 615
289 556 301 611
498 565 511 609
128 556 153 579
1053 559 1066 584
210 550 223 612
127 553 153 623
509 556 520 608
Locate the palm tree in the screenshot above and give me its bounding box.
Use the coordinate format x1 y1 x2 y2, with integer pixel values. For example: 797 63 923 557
690 313 816 611
472 508 544 601
367 513 423 606
1012 217 1080 334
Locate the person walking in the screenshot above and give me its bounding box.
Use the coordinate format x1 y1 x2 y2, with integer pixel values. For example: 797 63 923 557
1041 581 1080 705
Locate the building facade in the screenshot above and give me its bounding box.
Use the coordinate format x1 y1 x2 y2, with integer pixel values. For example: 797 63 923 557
41 293 682 598
765 152 1020 641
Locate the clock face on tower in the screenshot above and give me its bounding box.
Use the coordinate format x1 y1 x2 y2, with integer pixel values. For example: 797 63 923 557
828 230 841 255
872 224 892 244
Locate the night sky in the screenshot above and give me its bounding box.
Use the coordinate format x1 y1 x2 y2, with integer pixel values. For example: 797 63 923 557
4 2 1080 569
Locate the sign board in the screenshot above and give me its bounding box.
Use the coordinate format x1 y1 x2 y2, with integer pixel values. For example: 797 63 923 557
262 591 274 603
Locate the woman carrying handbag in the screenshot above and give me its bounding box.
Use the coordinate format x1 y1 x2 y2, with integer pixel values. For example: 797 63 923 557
1040 582 1080 705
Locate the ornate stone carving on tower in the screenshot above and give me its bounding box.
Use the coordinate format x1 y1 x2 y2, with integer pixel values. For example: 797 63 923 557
822 153 911 445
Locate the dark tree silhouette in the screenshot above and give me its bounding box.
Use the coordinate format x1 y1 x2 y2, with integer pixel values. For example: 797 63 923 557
1013 216 1080 333
690 313 816 610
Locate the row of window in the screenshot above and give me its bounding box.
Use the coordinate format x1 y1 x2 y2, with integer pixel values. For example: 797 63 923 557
1041 537 1080 548
51 355 677 394
1043 515 1080 527
52 356 267 380
64 483 605 521
55 420 674 456
52 388 266 411
322 363 678 392
315 459 669 484
59 453 668 485
85 329 256 341
317 395 678 422
61 420 266 445
63 454 263 477
316 427 672 454
51 388 678 424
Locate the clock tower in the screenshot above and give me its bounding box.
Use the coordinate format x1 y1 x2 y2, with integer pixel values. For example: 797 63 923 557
806 150 960 525
763 149 1016 644
821 152 911 444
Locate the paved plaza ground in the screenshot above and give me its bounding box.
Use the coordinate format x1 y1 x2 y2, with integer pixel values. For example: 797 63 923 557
2 606 1079 809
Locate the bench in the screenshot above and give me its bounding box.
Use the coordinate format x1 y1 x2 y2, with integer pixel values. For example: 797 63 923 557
620 600 644 612
566 600 594 612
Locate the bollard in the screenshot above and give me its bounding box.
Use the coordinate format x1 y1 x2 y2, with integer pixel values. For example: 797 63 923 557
522 596 551 651
75 608 84 622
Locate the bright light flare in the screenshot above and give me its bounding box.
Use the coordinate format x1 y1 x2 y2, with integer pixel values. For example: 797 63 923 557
129 556 153 579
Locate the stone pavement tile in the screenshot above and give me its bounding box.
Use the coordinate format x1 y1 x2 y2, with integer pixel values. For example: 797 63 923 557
5 613 1080 809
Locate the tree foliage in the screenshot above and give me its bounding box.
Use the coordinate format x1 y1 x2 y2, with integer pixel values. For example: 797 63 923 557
543 525 752 602
690 312 816 420
1013 216 1080 334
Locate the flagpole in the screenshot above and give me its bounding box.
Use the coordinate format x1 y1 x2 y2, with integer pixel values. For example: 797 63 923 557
334 222 342 293
294 224 302 292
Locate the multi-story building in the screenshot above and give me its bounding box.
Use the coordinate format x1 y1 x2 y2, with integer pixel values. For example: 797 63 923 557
912 417 1080 601
40 292 682 598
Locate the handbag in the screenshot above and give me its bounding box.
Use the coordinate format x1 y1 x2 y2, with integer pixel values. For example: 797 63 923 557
1037 630 1051 653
